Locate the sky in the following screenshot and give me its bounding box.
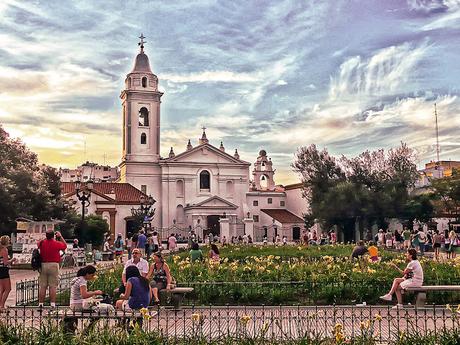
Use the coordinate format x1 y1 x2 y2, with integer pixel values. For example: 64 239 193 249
0 0 460 184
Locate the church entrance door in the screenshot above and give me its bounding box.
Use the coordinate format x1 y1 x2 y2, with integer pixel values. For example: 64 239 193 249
207 215 220 236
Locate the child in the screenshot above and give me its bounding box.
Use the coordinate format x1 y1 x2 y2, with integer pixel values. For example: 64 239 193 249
368 241 379 262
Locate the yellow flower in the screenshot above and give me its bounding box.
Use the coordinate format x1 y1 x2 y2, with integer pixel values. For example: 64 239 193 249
334 323 343 330
446 304 452 311
360 320 370 330
374 314 382 321
191 312 201 322
140 307 151 320
240 315 251 325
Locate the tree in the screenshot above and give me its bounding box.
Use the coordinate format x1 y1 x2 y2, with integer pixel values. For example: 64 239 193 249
430 175 460 222
74 214 108 247
0 125 69 234
292 143 420 240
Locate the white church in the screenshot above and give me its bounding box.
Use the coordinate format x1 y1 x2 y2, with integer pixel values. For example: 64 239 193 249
63 38 307 242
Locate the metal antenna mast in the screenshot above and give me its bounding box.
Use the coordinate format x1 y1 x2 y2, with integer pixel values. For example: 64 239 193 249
434 103 440 164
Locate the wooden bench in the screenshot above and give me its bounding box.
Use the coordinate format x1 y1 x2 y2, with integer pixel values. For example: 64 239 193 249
160 287 193 309
404 285 460 307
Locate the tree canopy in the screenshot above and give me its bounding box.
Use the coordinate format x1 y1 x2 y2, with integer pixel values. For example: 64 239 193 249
292 143 430 240
0 125 68 234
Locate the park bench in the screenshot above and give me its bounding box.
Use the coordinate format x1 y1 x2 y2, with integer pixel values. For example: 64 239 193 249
112 286 194 309
101 251 114 261
160 287 193 309
56 307 158 333
404 285 460 307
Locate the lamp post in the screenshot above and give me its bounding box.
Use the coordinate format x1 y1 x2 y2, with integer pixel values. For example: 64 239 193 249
75 180 94 221
131 195 156 232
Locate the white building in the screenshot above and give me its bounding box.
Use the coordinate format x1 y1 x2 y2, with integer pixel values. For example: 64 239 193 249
60 162 119 183
62 38 306 241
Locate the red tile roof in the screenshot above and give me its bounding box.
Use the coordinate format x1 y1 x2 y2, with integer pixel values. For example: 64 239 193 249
61 182 147 204
261 209 304 224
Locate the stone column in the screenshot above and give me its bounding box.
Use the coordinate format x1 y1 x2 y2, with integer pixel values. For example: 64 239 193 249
219 217 230 242
243 218 254 240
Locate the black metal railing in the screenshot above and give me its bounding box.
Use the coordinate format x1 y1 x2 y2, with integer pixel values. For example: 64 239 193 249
1 305 460 343
15 266 115 306
17 276 460 307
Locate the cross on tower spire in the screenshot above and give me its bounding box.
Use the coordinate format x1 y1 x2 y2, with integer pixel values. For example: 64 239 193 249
138 33 146 53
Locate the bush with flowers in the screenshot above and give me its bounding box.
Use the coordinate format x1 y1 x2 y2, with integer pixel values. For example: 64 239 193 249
88 245 460 305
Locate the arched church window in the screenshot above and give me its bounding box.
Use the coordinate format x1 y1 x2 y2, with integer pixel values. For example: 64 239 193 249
176 205 185 224
226 180 234 196
176 180 184 197
141 133 147 144
260 174 268 189
200 170 210 190
139 107 149 126
142 77 147 88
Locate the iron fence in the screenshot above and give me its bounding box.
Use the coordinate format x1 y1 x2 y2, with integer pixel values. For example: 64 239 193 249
1 304 460 343
15 266 114 306
17 276 460 307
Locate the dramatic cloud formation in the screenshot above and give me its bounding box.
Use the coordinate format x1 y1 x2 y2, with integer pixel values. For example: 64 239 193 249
0 0 459 184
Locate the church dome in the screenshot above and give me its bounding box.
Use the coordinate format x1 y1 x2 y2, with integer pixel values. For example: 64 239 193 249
131 52 152 73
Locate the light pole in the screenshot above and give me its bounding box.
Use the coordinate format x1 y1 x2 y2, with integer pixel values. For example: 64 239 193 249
75 180 94 221
131 195 156 232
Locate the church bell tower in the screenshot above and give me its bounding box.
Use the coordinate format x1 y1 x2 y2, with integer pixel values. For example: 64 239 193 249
119 35 163 226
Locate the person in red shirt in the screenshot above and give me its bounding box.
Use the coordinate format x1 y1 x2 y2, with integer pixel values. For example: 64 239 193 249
38 230 67 307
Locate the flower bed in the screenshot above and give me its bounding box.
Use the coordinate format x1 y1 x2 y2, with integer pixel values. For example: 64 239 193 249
89 245 460 305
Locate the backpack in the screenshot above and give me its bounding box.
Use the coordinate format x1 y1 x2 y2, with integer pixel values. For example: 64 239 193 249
31 241 42 271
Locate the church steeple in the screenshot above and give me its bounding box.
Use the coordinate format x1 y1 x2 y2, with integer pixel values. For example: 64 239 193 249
119 35 164 200
199 127 209 145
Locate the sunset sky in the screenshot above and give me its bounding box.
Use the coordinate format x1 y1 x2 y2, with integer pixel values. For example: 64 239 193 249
1 0 459 184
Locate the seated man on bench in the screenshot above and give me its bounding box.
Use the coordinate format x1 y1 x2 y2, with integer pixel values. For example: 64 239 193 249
379 248 424 309
147 252 172 304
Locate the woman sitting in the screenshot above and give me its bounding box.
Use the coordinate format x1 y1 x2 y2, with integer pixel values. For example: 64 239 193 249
380 248 423 309
208 244 220 263
189 242 203 262
70 265 103 311
147 253 172 304
116 266 152 311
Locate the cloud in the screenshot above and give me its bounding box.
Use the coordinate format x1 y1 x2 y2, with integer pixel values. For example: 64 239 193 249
162 70 258 83
329 41 430 101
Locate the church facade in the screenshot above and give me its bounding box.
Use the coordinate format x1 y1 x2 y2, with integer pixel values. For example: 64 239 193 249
65 39 307 242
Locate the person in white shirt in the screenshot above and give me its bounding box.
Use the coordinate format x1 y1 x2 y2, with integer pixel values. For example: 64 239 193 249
119 248 149 294
380 248 423 308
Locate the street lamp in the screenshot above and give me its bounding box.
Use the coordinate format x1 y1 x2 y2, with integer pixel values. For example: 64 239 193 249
131 195 156 232
75 180 94 221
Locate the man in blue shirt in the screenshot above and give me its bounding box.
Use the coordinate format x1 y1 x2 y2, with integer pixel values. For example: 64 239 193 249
137 230 147 256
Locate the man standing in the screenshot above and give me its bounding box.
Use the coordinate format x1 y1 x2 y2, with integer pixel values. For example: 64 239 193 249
137 230 147 255
38 230 67 307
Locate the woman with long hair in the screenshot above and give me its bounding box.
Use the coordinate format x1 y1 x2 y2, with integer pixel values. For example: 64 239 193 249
116 266 152 310
0 236 16 309
209 244 220 262
70 265 103 311
147 253 172 304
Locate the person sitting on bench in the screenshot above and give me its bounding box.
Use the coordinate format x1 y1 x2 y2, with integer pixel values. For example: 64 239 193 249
70 265 103 311
118 248 149 294
116 266 152 311
379 248 423 309
147 252 172 304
